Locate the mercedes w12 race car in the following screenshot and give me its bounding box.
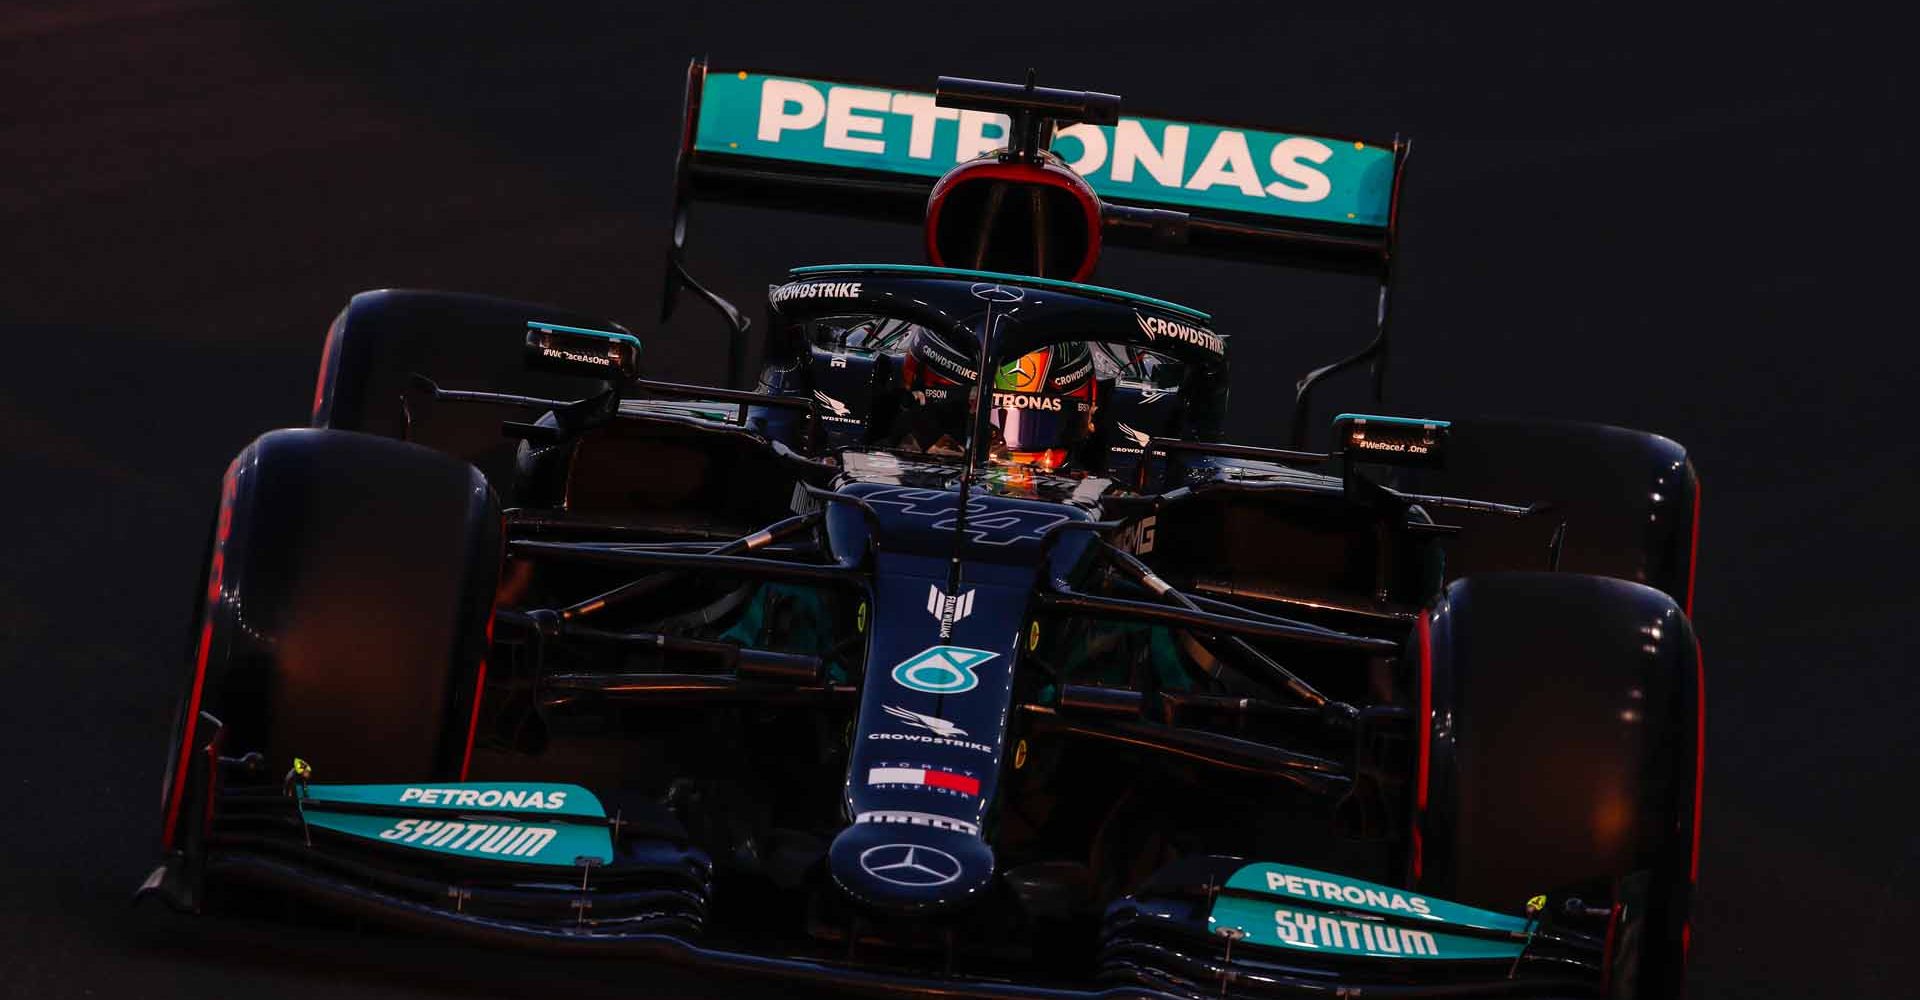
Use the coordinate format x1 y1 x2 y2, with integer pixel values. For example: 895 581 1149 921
144 64 1705 999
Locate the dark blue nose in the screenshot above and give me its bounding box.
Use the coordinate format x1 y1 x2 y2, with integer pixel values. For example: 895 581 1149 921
828 820 995 913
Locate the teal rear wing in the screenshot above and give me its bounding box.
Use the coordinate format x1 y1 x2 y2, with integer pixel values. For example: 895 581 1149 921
672 60 1408 277
667 60 1410 429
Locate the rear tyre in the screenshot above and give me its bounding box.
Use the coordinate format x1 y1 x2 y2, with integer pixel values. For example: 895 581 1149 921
1397 417 1700 609
162 429 500 849
1417 572 1700 997
312 288 631 489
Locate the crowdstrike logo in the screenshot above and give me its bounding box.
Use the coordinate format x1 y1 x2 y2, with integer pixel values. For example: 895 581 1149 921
884 703 968 738
812 390 856 423
920 344 980 383
771 281 863 303
1135 312 1224 354
1116 422 1153 448
872 705 995 755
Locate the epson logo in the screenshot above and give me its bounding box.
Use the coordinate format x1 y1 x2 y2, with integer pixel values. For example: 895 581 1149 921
378 819 559 858
1135 312 1224 354
993 392 1062 411
771 281 863 304
398 787 569 810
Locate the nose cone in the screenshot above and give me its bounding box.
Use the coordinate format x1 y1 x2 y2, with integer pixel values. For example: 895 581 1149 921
828 821 995 913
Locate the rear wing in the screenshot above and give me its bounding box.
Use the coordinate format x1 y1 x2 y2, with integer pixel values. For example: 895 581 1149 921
673 60 1408 277
666 60 1410 441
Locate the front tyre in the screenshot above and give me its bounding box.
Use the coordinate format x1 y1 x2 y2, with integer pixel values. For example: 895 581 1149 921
161 429 500 852
1416 572 1701 998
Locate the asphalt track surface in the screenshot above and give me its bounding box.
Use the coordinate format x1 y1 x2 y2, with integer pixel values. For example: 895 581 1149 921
0 3 1911 997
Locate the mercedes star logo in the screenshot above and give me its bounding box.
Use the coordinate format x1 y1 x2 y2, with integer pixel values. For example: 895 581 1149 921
859 842 963 887
969 283 1025 303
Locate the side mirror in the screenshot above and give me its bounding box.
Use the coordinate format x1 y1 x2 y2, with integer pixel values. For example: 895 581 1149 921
524 321 641 382
1332 413 1449 468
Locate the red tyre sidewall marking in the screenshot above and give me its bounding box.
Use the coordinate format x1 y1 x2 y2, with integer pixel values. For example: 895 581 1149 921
162 459 239 852
1411 610 1434 886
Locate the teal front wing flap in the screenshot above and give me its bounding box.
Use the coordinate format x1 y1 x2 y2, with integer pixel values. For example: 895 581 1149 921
1209 862 1529 961
302 809 613 866
298 782 613 866
697 71 1394 229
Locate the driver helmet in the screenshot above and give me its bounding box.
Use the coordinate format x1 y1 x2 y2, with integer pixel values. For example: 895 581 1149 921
897 325 1097 472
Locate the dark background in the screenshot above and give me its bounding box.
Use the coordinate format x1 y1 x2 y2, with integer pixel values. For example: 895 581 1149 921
1 2 1910 997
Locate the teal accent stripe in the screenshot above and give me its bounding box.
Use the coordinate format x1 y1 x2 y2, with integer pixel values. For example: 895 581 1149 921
527 321 642 349
789 264 1210 324
1209 895 1525 961
1223 861 1526 933
1335 413 1451 428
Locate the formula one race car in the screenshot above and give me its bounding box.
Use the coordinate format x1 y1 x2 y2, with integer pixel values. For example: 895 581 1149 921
145 65 1705 999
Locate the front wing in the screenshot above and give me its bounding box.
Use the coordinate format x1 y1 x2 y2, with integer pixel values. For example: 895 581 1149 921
143 741 1611 999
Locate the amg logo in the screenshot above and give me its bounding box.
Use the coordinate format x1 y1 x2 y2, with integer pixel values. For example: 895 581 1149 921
1110 514 1156 554
1272 906 1440 957
771 281 863 303
398 787 570 810
378 819 559 858
1135 312 1224 354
